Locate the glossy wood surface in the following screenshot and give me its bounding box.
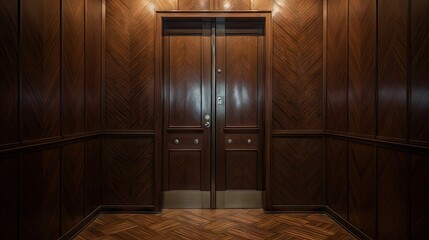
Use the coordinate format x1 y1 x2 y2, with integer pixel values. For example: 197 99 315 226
326 138 347 219
169 151 202 190
271 137 324 205
326 0 348 132
19 149 61 239
377 0 408 140
62 0 85 135
105 0 154 130
218 0 251 10
410 0 429 143
76 210 357 240
225 151 258 189
20 0 61 141
0 0 18 145
348 142 376 239
272 0 323 130
179 0 210 10
378 148 409 240
410 152 429 240
85 0 103 132
103 137 154 205
0 157 17 239
85 139 102 215
61 142 85 233
348 0 376 136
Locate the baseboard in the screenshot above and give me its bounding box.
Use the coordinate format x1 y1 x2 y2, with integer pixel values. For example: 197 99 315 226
59 206 103 240
324 206 372 240
101 205 158 213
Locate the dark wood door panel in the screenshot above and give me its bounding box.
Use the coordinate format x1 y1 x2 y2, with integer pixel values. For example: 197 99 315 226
326 138 347 220
169 151 202 190
0 0 18 145
378 147 409 240
348 142 376 239
61 142 85 234
225 151 258 189
20 148 61 239
21 0 61 141
0 157 18 240
168 35 203 128
225 35 258 128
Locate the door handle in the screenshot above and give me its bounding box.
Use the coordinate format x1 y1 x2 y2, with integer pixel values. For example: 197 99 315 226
204 122 211 128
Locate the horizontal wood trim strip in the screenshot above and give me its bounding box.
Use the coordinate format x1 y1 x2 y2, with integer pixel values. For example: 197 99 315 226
268 205 326 212
0 132 102 157
103 130 155 136
325 131 429 152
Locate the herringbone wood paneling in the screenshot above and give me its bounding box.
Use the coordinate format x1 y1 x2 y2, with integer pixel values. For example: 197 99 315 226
21 0 61 141
76 210 357 239
179 0 210 10
0 0 18 145
106 0 154 130
61 143 85 234
20 148 61 239
410 0 429 143
103 137 154 205
326 138 347 220
62 0 85 135
218 0 251 10
410 152 429 240
378 0 408 140
85 139 102 215
252 0 273 10
0 157 17 239
156 0 178 10
271 138 324 205
326 0 348 132
86 0 102 132
272 0 323 130
348 142 376 239
348 0 376 136
378 148 409 240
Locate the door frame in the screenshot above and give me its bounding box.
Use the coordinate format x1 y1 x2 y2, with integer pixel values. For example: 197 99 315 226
154 11 272 211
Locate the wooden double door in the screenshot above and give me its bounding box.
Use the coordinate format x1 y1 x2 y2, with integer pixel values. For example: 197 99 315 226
162 19 265 208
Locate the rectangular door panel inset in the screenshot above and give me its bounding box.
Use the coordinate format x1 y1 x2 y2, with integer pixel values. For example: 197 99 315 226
225 151 258 189
169 35 203 128
169 151 201 190
225 35 258 128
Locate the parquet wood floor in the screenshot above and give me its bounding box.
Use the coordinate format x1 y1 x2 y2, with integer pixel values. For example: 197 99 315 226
75 209 357 239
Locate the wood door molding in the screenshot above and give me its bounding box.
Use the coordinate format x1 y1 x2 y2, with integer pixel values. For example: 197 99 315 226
155 11 272 210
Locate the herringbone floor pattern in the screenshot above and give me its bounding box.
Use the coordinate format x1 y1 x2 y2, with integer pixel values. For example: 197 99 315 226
75 209 357 239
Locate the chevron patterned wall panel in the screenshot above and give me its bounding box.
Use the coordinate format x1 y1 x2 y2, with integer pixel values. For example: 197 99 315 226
0 157 17 239
272 0 324 130
0 0 18 146
179 0 211 10
103 137 154 205
105 0 154 130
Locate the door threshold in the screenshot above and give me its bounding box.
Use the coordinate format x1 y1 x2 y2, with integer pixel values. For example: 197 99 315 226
163 190 211 209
